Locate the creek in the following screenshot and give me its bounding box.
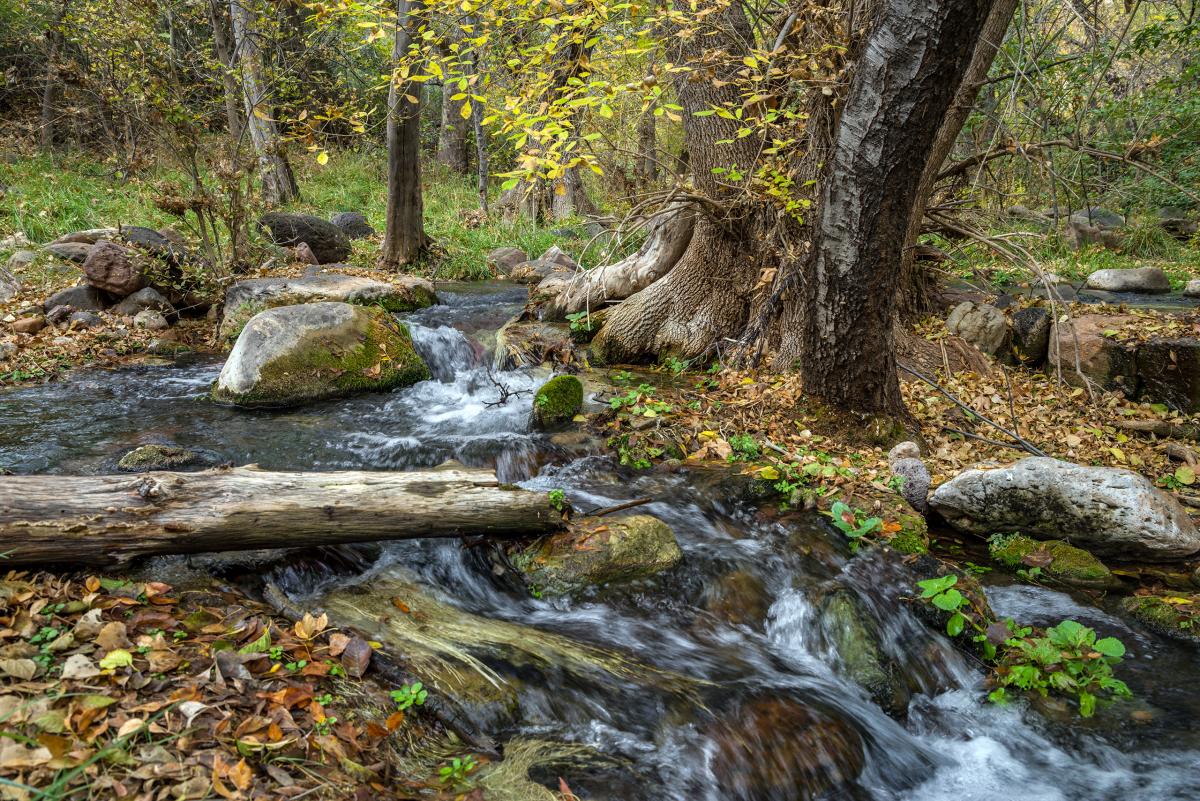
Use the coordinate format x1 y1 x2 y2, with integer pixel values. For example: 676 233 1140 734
2 282 1198 801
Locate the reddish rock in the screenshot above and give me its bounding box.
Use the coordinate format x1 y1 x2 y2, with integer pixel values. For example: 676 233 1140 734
82 240 145 296
12 315 46 334
1049 314 1137 394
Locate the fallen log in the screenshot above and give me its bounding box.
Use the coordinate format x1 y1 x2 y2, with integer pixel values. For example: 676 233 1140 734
0 466 564 567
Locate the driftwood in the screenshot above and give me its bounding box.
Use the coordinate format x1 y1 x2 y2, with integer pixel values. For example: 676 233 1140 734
0 466 564 567
1117 419 1200 441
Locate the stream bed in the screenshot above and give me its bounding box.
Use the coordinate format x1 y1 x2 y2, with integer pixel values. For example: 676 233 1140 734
2 282 1199 801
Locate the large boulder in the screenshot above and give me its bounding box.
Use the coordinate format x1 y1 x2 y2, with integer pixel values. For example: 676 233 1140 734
1070 207 1124 229
1084 266 1170 294
43 284 109 313
1048 314 1137 394
329 211 375 240
43 242 93 262
1010 306 1051 366
219 269 436 340
486 246 528 276
258 213 351 264
945 301 1007 356
1136 338 1200 413
530 374 583 429
82 240 145 296
507 514 682 596
930 457 1200 559
112 286 174 317
212 302 430 408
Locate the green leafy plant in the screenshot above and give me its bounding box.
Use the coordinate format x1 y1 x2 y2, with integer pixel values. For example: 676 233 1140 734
565 311 593 333
827 501 882 553
726 434 760 462
609 383 672 417
547 488 567 512
439 756 478 789
390 682 428 710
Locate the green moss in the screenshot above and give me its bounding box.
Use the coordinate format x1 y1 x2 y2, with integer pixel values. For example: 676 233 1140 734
1120 594 1200 644
988 533 1113 588
375 284 437 312
508 514 682 597
889 516 930 555
820 590 907 714
531 374 583 429
117 444 197 472
213 311 430 408
220 300 266 341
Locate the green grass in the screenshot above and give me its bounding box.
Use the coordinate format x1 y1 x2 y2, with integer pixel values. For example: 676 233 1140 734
1 146 597 283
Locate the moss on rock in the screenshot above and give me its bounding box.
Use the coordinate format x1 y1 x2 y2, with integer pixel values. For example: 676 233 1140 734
531 374 583 429
820 589 909 715
988 533 1114 589
1120 594 1200 645
508 514 682 597
117 444 198 472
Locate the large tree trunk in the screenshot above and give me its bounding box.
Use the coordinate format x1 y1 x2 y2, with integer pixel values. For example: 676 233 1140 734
899 0 1018 315
437 85 470 173
209 0 244 140
38 0 68 152
229 0 300 205
796 0 996 415
380 0 429 269
0 467 561 568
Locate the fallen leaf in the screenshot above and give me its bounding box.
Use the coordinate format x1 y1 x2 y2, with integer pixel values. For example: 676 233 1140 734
0 658 37 680
340 637 372 678
61 653 101 680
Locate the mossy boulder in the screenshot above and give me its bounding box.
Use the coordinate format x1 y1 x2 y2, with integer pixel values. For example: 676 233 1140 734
988 533 1115 589
117 444 199 472
507 514 682 597
819 589 909 715
212 302 430 408
531 375 583 429
1120 593 1200 645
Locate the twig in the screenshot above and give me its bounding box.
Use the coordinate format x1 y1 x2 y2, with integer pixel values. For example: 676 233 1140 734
585 497 653 517
898 362 1049 457
941 426 1028 452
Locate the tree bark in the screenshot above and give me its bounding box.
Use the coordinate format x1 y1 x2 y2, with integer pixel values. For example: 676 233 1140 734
38 0 69 152
437 86 470 173
209 0 244 141
229 0 300 205
798 0 996 414
380 0 429 269
0 467 562 568
635 102 657 183
899 0 1018 315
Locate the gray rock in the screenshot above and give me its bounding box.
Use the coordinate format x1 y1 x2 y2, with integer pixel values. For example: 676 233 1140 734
0 265 20 302
329 212 375 239
1010 307 1051 366
1184 279 1200 298
82 240 144 296
930 457 1200 559
212 302 430 408
50 228 117 246
486 246 528 275
45 305 72 325
219 269 436 340
1084 266 1170 294
133 309 169 330
258 213 351 264
112 287 174 317
0 232 30 248
887 442 930 514
43 242 92 262
6 249 35 271
68 311 102 329
508 258 571 285
539 245 577 269
1070 207 1124 229
0 341 15 359
43 284 108 314
945 301 1007 355
1157 206 1198 240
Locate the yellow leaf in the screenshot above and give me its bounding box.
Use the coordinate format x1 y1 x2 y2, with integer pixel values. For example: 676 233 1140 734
460 100 473 120
316 151 329 166
758 466 780 480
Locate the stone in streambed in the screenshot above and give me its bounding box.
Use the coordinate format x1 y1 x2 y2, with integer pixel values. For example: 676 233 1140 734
117 444 201 472
530 374 583 429
212 302 430 408
257 212 351 264
507 514 682 597
987 533 1115 589
819 588 909 715
930 457 1200 559
1084 266 1170 294
1121 593 1200 645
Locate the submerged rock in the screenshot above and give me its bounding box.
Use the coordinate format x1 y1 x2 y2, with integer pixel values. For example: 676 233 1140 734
531 374 583 429
930 457 1200 559
819 588 909 714
1084 266 1170 294
708 696 865 801
212 302 430 408
257 212 351 264
507 514 682 596
117 444 201 472
219 269 435 340
987 533 1115 589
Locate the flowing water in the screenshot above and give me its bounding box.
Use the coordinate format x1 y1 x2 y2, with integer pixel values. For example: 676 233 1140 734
3 281 1199 800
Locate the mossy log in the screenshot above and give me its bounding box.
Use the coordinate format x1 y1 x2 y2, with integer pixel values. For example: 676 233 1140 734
0 466 563 567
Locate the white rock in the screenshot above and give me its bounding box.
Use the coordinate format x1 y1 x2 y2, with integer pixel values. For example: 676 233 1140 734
930 457 1200 559
1183 278 1200 298
133 309 169 330
1084 266 1170 294
945 301 1007 355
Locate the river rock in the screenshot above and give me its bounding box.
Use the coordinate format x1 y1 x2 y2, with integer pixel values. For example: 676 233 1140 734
0 232 30 249
6 249 35 272
51 227 117 246
819 588 908 714
930 457 1200 559
530 374 583 429
69 310 102 329
43 284 108 314
1084 266 1170 294
258 213 351 264
1010 306 1051 366
212 302 430 408
987 533 1114 589
887 441 930 515
82 240 145 296
44 242 93 263
219 269 435 340
1048 314 1137 394
507 514 682 596
945 301 1007 356
486 246 528 275
702 569 772 628
1157 206 1198 240
1136 338 1200 413
1121 593 1200 645
0 264 21 301
1070 207 1125 230
508 258 571 285
112 287 174 317
494 317 575 370
134 309 169 330
539 245 577 269
12 315 45 334
117 444 201 472
329 211 375 240
1184 279 1200 298
708 696 864 801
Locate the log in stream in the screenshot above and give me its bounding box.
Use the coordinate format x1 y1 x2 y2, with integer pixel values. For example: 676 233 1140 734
0 465 564 567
